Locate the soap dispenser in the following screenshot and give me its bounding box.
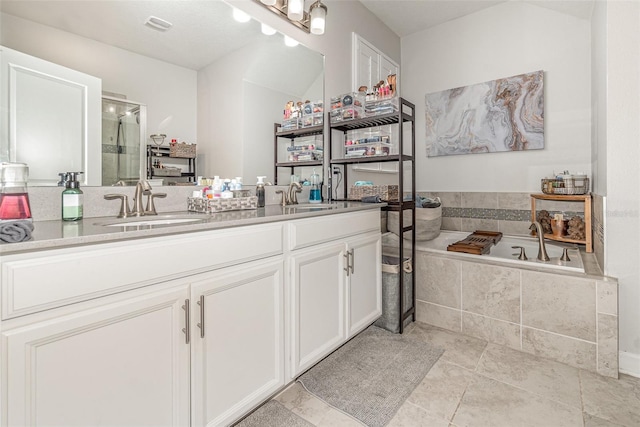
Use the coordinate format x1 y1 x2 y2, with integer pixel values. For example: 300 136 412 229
61 172 84 221
256 176 266 207
309 169 321 204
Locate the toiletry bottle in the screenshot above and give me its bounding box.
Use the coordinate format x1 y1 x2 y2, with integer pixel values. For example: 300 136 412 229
62 171 84 221
309 169 322 203
0 162 32 221
256 176 266 207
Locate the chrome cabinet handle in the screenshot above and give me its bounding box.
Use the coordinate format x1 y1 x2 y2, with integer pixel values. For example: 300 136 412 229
349 249 355 275
344 252 350 276
182 299 190 344
197 295 205 338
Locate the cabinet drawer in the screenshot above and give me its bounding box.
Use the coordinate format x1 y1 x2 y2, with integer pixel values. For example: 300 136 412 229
288 210 380 250
1 223 282 319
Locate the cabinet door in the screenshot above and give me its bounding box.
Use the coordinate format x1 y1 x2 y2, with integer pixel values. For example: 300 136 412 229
2 284 190 427
347 232 382 338
191 257 285 427
290 242 347 378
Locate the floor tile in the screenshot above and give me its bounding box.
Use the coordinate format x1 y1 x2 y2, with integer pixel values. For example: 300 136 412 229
583 412 625 427
452 374 583 427
387 401 450 427
580 370 640 426
316 407 363 427
476 343 582 408
408 322 488 370
407 358 474 421
275 383 333 424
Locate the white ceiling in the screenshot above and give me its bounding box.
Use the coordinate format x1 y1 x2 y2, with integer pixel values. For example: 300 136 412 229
359 0 595 37
0 0 595 70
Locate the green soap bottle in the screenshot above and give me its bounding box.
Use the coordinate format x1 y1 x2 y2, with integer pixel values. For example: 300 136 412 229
62 172 84 221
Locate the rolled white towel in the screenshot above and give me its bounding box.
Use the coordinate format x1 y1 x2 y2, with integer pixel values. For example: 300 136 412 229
0 220 34 243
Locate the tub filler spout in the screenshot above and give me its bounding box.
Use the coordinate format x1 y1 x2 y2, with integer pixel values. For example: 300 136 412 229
529 221 550 262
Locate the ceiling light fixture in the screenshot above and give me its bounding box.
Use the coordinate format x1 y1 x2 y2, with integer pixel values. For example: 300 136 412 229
145 16 173 32
255 0 328 35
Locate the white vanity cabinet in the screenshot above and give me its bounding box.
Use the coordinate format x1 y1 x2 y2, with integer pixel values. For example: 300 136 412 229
1 281 191 427
190 258 285 427
288 210 382 378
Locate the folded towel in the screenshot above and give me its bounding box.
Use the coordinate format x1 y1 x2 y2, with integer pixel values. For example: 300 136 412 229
0 220 34 243
361 195 382 203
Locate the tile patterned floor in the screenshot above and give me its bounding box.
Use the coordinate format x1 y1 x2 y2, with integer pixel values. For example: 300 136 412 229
271 322 640 427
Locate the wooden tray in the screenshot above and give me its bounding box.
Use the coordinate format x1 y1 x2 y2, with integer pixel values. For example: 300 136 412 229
447 230 503 255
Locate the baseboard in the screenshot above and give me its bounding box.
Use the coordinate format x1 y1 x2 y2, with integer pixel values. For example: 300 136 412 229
619 351 640 378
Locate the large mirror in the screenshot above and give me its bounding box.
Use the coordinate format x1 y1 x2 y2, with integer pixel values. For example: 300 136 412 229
0 0 324 186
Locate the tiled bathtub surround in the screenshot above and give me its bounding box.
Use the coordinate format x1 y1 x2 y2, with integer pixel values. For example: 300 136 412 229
419 191 586 237
415 251 619 378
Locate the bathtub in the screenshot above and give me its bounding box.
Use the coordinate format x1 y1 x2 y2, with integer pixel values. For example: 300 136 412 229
414 231 584 273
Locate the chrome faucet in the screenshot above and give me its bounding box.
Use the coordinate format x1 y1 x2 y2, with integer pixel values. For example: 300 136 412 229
132 180 152 216
288 182 302 205
529 221 550 261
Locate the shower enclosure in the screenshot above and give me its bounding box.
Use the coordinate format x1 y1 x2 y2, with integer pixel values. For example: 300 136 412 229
101 96 147 186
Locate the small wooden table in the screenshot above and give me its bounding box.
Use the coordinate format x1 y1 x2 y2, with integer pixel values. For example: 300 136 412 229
530 193 592 253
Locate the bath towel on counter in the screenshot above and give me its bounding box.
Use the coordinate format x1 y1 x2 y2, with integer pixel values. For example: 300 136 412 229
0 220 34 243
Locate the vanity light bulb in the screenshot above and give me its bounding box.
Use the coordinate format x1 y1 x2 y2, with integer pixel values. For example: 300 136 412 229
284 35 299 47
232 8 251 23
310 5 326 35
261 23 276 35
287 0 304 21
260 0 277 5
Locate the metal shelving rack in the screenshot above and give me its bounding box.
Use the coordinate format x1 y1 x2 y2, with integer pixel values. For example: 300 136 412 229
328 97 416 333
146 145 196 183
273 123 324 185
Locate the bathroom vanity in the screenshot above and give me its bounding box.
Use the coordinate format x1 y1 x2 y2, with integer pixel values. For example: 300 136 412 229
0 204 382 426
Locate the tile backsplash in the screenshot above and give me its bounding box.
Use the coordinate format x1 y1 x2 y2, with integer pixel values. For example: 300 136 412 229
420 191 586 237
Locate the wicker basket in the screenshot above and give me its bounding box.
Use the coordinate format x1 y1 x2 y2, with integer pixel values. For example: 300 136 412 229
348 184 399 201
541 177 589 195
170 142 196 158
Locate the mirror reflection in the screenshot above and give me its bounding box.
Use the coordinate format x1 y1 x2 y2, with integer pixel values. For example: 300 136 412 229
0 0 324 186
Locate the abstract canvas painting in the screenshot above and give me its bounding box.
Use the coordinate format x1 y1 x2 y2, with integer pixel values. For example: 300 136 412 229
425 70 544 157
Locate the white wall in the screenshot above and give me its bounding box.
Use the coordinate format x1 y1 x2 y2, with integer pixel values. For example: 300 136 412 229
401 2 591 192
1 13 197 148
598 1 640 376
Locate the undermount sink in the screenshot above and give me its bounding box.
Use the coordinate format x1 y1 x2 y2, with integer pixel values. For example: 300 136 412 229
95 214 210 228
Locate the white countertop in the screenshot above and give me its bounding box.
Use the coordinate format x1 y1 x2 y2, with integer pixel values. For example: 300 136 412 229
0 202 385 255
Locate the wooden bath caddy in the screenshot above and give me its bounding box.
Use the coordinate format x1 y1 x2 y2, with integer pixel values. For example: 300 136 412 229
447 230 503 255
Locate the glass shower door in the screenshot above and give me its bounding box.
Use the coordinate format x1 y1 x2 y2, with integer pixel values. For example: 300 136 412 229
101 97 146 186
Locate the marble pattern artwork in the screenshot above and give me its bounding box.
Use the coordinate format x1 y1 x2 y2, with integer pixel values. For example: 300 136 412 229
426 70 544 157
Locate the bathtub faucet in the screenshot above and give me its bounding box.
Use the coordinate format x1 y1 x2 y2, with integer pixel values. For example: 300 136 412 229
529 221 550 262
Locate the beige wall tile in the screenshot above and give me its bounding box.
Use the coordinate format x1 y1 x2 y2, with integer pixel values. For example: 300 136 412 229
441 216 461 231
476 344 582 409
461 218 499 233
597 314 619 378
416 254 461 308
522 327 597 372
415 301 461 332
497 192 531 210
452 375 583 427
461 263 520 322
499 220 532 236
462 312 521 351
522 271 596 341
597 280 618 316
537 199 584 214
432 192 461 208
461 192 498 209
